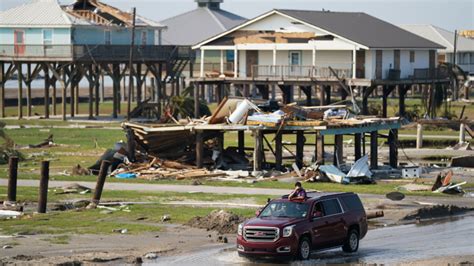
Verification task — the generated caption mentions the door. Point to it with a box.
[310,201,333,249]
[356,50,366,78]
[375,50,383,79]
[321,198,346,246]
[14,30,25,56]
[289,51,302,77]
[246,50,258,77]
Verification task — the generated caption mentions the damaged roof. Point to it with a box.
[0,0,164,28]
[276,9,444,49]
[160,4,246,45]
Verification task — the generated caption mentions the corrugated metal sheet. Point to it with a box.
[400,25,474,52]
[276,9,444,49]
[160,7,246,45]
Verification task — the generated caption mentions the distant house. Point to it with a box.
[193,9,444,80]
[161,0,246,74]
[0,0,165,59]
[400,25,474,75]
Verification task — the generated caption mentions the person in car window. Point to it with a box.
[289,182,307,201]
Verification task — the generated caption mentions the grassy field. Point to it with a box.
[0,186,262,235]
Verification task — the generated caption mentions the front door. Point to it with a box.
[14,30,25,56]
[246,50,258,77]
[356,50,366,78]
[310,201,332,249]
[289,51,302,77]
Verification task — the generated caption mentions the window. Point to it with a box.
[104,30,111,45]
[43,29,53,45]
[410,51,415,63]
[459,53,469,64]
[321,199,342,216]
[141,31,147,45]
[289,51,301,65]
[340,195,364,211]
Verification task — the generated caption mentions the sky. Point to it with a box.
[1,0,473,32]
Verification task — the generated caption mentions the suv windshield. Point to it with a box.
[259,201,309,218]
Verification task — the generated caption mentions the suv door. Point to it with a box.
[321,198,347,246]
[309,201,332,249]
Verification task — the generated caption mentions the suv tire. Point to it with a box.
[342,229,359,253]
[297,237,311,260]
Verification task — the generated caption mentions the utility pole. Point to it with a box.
[127,7,137,121]
[453,30,458,65]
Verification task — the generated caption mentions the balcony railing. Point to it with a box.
[0,44,194,62]
[252,65,352,79]
[412,68,449,80]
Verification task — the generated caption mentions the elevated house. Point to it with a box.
[400,25,474,75]
[160,0,246,75]
[191,9,448,116]
[0,0,192,120]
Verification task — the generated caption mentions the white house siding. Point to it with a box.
[382,50,394,79]
[0,28,71,45]
[256,50,351,68]
[73,27,155,45]
[242,13,325,35]
[365,50,375,79]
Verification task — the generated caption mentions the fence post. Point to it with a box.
[7,157,19,203]
[91,160,111,205]
[37,161,50,213]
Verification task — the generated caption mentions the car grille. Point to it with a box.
[244,226,279,242]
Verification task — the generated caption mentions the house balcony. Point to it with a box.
[252,64,353,79]
[0,44,194,62]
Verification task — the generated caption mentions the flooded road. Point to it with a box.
[151,216,474,265]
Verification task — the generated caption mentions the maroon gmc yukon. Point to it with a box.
[237,192,368,260]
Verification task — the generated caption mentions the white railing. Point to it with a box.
[252,64,352,79]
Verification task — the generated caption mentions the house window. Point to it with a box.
[410,51,415,63]
[289,51,301,65]
[459,53,469,64]
[141,31,147,45]
[104,30,111,45]
[43,29,53,47]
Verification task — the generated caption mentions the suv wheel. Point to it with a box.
[342,229,359,253]
[297,237,311,260]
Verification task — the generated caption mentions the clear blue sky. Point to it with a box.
[1,0,473,32]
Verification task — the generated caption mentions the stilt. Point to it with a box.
[354,133,362,161]
[26,63,32,117]
[61,67,67,121]
[315,133,324,164]
[194,82,200,118]
[416,123,423,149]
[296,131,305,169]
[17,63,23,119]
[88,66,94,119]
[275,132,283,170]
[100,73,105,103]
[44,69,50,118]
[112,64,120,118]
[0,62,5,118]
[324,85,331,105]
[370,131,378,169]
[70,66,76,118]
[196,131,203,168]
[334,134,343,166]
[238,130,245,155]
[399,85,408,117]
[388,129,398,168]
[94,66,100,117]
[136,63,142,103]
[52,74,57,116]
[75,77,80,115]
[253,130,263,171]
[319,85,325,106]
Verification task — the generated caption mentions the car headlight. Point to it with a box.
[282,225,294,237]
[238,223,243,236]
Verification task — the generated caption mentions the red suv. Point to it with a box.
[237,192,368,260]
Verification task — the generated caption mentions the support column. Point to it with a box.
[275,132,283,170]
[238,130,245,155]
[94,66,100,117]
[253,130,263,171]
[334,134,343,166]
[0,62,4,118]
[70,67,76,118]
[200,49,205,78]
[362,87,369,115]
[195,131,203,168]
[88,67,94,120]
[319,86,325,106]
[219,50,225,78]
[370,131,378,169]
[388,129,398,168]
[459,123,466,144]
[26,63,32,117]
[234,48,238,78]
[382,86,388,118]
[416,123,423,149]
[315,133,325,164]
[296,131,305,169]
[61,67,67,121]
[17,63,23,119]
[194,82,200,118]
[75,77,80,115]
[44,70,50,118]
[399,85,408,118]
[52,74,57,116]
[324,85,331,105]
[354,133,362,161]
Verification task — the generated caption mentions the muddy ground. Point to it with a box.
[1,193,474,265]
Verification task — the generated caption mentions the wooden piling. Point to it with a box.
[334,134,343,166]
[7,157,19,202]
[92,160,110,204]
[61,67,67,121]
[0,62,4,118]
[238,130,245,155]
[388,129,398,168]
[416,123,423,149]
[253,130,263,171]
[37,161,50,213]
[354,133,362,161]
[44,69,50,118]
[195,131,203,168]
[275,132,283,170]
[88,69,94,119]
[18,63,23,119]
[370,131,378,169]
[296,131,305,168]
[95,66,100,116]
[26,63,32,117]
[52,75,57,116]
[194,82,200,118]
[315,133,324,164]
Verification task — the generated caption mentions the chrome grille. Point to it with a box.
[244,226,279,242]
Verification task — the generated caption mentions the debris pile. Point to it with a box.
[187,210,245,234]
[403,205,474,220]
[432,170,466,194]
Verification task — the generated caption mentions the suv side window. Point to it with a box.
[340,195,364,211]
[322,199,342,216]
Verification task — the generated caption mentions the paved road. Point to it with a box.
[151,216,474,265]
